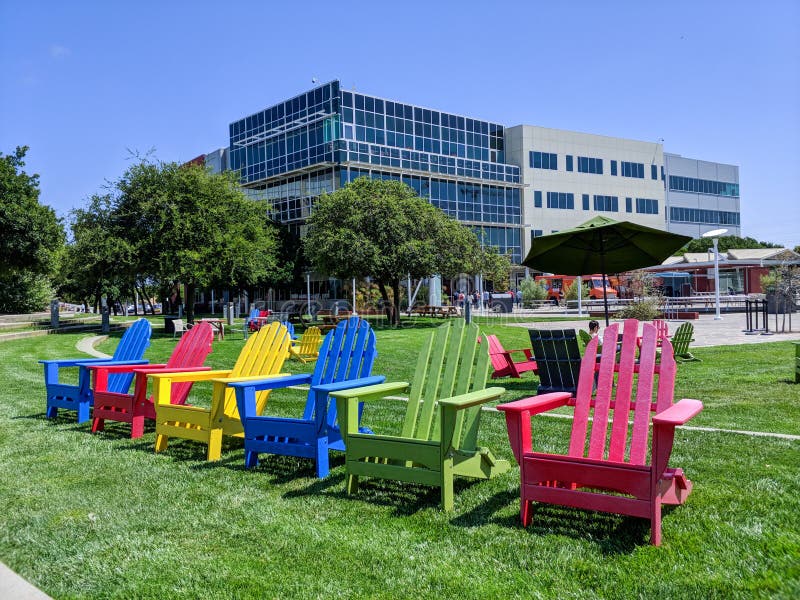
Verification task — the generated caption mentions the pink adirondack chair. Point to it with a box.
[497,319,702,546]
[88,321,215,438]
[637,318,670,348]
[485,334,538,379]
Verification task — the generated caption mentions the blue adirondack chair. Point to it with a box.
[281,320,298,340]
[40,318,152,423]
[229,316,383,478]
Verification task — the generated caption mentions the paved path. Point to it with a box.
[75,335,111,358]
[508,313,800,347]
[0,562,51,599]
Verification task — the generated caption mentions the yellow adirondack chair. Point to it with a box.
[149,321,291,461]
[288,326,323,363]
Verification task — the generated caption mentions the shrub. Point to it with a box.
[520,278,547,306]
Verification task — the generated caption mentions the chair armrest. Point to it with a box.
[313,376,387,395]
[40,358,148,368]
[438,387,506,410]
[88,363,167,374]
[228,373,312,392]
[212,373,291,385]
[653,399,703,426]
[148,369,233,383]
[506,348,534,360]
[132,366,212,375]
[329,381,411,403]
[496,392,572,415]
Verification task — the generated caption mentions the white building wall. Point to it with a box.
[505,125,666,258]
[664,153,741,238]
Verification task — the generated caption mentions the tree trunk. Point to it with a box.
[185,282,195,323]
[377,281,397,326]
[391,279,402,327]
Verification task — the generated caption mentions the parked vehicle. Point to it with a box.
[534,274,617,304]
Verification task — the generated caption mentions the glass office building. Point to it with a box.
[228,80,523,263]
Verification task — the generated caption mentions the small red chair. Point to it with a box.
[484,334,538,379]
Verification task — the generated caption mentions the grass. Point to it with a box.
[0,322,799,598]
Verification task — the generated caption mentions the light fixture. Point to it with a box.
[702,228,728,320]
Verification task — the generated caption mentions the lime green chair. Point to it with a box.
[331,319,509,511]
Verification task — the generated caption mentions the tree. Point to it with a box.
[304,177,486,325]
[112,160,286,322]
[0,146,64,313]
[681,235,781,254]
[57,195,134,312]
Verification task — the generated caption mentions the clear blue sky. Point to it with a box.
[2,1,798,248]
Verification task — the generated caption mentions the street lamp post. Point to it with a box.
[702,228,728,320]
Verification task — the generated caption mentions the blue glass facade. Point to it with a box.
[229,80,523,263]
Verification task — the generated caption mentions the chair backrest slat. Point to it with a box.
[165,321,214,405]
[402,321,488,446]
[670,322,693,357]
[607,319,639,461]
[225,322,290,416]
[529,329,582,395]
[569,319,677,465]
[108,319,152,393]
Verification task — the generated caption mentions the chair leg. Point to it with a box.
[244,450,259,469]
[91,417,105,433]
[521,497,533,527]
[155,433,169,453]
[441,463,454,511]
[77,401,90,424]
[46,405,58,419]
[207,429,222,461]
[650,498,663,546]
[130,415,145,439]
[346,473,359,495]
[315,438,329,478]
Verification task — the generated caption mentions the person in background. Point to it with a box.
[588,320,600,338]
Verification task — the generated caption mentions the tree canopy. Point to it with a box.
[680,235,781,254]
[0,146,64,312]
[303,177,509,324]
[58,159,288,321]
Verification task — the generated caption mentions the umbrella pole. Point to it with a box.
[600,236,609,327]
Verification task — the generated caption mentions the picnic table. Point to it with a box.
[196,318,225,340]
[412,305,461,318]
[315,310,353,331]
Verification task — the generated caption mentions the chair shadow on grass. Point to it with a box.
[284,472,482,517]
[452,490,655,554]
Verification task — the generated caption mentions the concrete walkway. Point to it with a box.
[508,312,800,347]
[75,335,111,358]
[0,562,51,599]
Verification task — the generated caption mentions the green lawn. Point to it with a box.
[0,322,798,599]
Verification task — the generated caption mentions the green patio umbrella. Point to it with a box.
[522,216,691,325]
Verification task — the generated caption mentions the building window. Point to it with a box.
[611,160,617,176]
[651,164,658,180]
[636,197,659,214]
[546,191,575,210]
[534,190,542,208]
[566,155,573,171]
[621,161,644,178]
[582,194,590,210]
[668,175,739,197]
[578,156,603,174]
[626,197,632,213]
[530,151,558,170]
[531,229,543,242]
[593,195,618,212]
[669,207,740,225]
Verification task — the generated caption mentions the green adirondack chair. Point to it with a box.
[671,322,700,362]
[331,319,510,511]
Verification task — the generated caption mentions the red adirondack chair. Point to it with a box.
[497,320,702,546]
[88,321,215,439]
[485,334,538,379]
